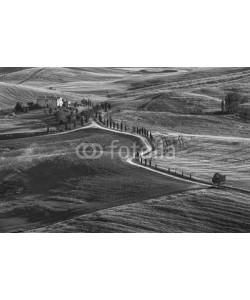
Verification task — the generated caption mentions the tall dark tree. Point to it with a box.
[99,114,102,123]
[225,92,241,113]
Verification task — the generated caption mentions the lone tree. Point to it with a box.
[212,173,226,188]
[225,91,241,113]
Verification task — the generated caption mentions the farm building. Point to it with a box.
[36,95,65,108]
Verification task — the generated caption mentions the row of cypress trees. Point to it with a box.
[105,118,127,132]
[133,126,153,139]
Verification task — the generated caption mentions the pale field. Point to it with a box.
[110,111,250,191]
[153,135,250,191]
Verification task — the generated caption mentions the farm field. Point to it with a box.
[109,110,250,138]
[32,188,250,233]
[153,134,250,191]
[0,67,250,232]
[0,128,199,232]
[0,110,57,135]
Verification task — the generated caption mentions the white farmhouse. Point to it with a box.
[37,95,64,108]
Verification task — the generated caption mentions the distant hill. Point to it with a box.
[0,67,126,87]
[0,67,32,74]
[0,82,82,109]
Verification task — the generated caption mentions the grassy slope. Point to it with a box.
[0,67,129,108]
[0,82,56,109]
[153,134,250,191]
[0,67,126,86]
[110,111,250,191]
[0,110,60,134]
[32,188,250,233]
[110,110,250,138]
[0,81,84,109]
[0,128,198,232]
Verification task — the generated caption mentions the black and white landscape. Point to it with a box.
[0,67,250,232]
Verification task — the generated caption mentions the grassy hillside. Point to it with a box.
[0,128,198,232]
[0,67,31,75]
[0,82,58,109]
[0,67,127,87]
[110,110,250,138]
[31,189,250,233]
[0,81,85,109]
[153,134,250,191]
